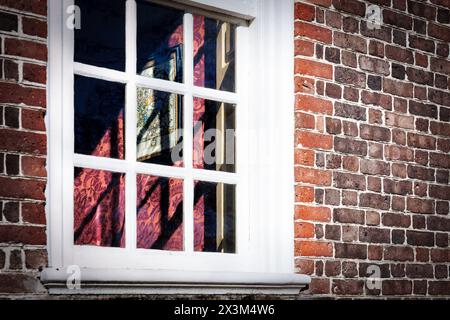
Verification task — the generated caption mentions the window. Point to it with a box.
[44,0,309,294]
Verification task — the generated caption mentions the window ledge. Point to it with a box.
[40,268,311,295]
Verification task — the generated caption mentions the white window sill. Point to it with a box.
[40,268,311,295]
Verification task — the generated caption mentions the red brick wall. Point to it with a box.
[294,0,450,297]
[0,0,48,296]
[0,0,449,298]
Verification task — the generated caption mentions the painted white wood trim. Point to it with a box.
[170,0,257,21]
[41,267,310,295]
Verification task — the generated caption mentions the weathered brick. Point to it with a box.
[333,208,365,224]
[334,137,367,156]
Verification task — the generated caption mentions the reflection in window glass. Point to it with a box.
[75,75,125,160]
[193,98,235,173]
[194,15,236,92]
[74,168,125,247]
[74,0,125,71]
[137,88,183,166]
[137,174,183,251]
[137,0,184,82]
[194,181,235,253]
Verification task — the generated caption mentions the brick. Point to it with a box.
[408,1,436,20]
[392,163,407,179]
[391,263,406,277]
[360,159,390,176]
[369,40,384,58]
[407,230,435,247]
[384,246,414,261]
[407,165,435,181]
[0,129,46,155]
[427,216,450,232]
[361,91,392,110]
[295,148,315,166]
[21,109,46,132]
[429,281,450,295]
[392,229,405,244]
[360,21,391,43]
[0,0,47,16]
[332,279,364,295]
[0,177,45,200]
[430,185,450,200]
[342,261,357,277]
[25,250,47,270]
[325,118,342,134]
[437,43,449,57]
[332,0,365,16]
[296,240,333,257]
[309,278,330,294]
[295,95,333,115]
[429,89,450,107]
[360,124,390,142]
[333,31,367,53]
[430,153,450,169]
[334,137,367,156]
[359,227,390,244]
[384,145,413,162]
[383,78,413,98]
[23,63,46,84]
[296,167,332,186]
[393,30,407,47]
[325,224,341,240]
[368,245,383,260]
[383,10,412,30]
[21,156,46,178]
[406,67,434,86]
[4,107,19,128]
[295,258,315,275]
[0,273,45,294]
[407,133,436,150]
[295,2,315,21]
[0,11,18,32]
[431,58,450,76]
[3,201,19,223]
[333,208,364,224]
[367,176,381,192]
[4,59,19,81]
[342,156,359,172]
[0,83,46,108]
[4,38,47,62]
[409,35,435,54]
[383,179,412,196]
[335,243,367,259]
[382,213,411,228]
[431,249,449,263]
[0,225,46,245]
[295,59,333,79]
[342,121,359,137]
[431,122,450,137]
[22,16,47,38]
[407,197,434,214]
[325,83,341,99]
[295,21,332,44]
[295,205,331,222]
[385,45,414,64]
[359,56,389,75]
[325,10,342,29]
[296,131,332,150]
[295,221,315,238]
[428,23,450,42]
[335,66,366,88]
[21,202,46,225]
[342,16,358,33]
[341,51,357,68]
[334,102,366,121]
[296,186,315,203]
[382,280,412,295]
[360,193,390,210]
[385,112,414,129]
[409,101,438,119]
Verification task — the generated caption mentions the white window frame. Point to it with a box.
[43,0,310,294]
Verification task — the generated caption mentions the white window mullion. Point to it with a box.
[125,0,138,251]
[183,13,194,253]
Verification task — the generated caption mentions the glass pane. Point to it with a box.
[74,168,125,247]
[194,15,236,92]
[137,88,183,166]
[137,0,184,82]
[193,98,235,172]
[194,181,236,253]
[74,0,125,71]
[75,75,125,159]
[137,174,183,251]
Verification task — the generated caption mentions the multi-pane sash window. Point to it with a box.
[67,0,248,267]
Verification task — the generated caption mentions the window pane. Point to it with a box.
[137,174,183,251]
[137,0,184,82]
[74,168,125,248]
[137,88,183,166]
[75,75,125,159]
[74,0,125,71]
[193,98,235,173]
[194,15,236,92]
[194,181,235,253]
